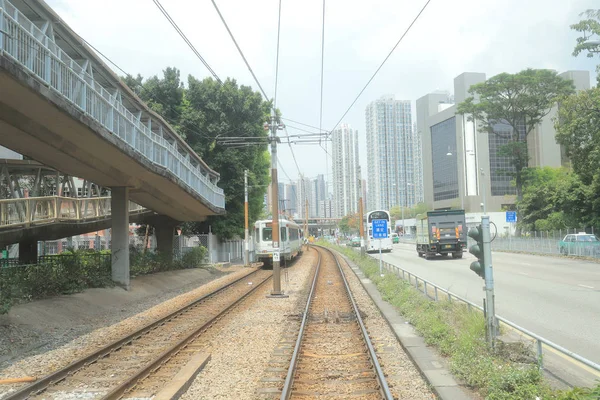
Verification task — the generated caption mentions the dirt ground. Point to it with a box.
[0,265,239,369]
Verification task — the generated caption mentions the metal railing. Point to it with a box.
[371,257,600,379]
[0,1,224,209]
[0,196,146,229]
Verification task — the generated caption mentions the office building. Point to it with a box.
[416,71,591,212]
[331,123,359,218]
[365,95,418,211]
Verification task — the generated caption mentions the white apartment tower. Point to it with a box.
[365,95,417,211]
[331,123,358,218]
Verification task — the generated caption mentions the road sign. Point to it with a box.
[506,211,517,223]
[372,219,388,239]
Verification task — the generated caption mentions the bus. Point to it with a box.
[364,210,393,253]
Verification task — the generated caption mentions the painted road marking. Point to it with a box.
[522,262,532,266]
[578,284,595,289]
[518,272,529,276]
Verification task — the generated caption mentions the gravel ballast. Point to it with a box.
[0,266,249,398]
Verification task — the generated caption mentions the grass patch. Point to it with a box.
[320,241,600,400]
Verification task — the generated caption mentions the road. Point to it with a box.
[374,243,600,367]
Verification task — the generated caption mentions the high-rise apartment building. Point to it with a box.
[331,123,358,218]
[416,71,591,212]
[365,95,418,211]
[295,174,328,219]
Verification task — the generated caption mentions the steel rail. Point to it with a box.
[4,268,264,400]
[102,271,273,399]
[280,248,322,400]
[280,246,393,400]
[327,246,394,400]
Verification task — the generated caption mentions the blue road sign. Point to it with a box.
[372,219,388,239]
[506,211,517,223]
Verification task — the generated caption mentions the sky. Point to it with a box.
[47,0,599,188]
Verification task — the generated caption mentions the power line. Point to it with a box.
[274,0,283,109]
[210,0,270,102]
[329,0,432,133]
[152,0,222,84]
[318,0,326,145]
[280,118,328,133]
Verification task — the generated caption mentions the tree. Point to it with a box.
[571,9,600,86]
[554,87,600,229]
[122,69,271,239]
[339,212,360,234]
[457,69,575,201]
[390,202,429,220]
[518,167,593,231]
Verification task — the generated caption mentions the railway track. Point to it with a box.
[279,246,393,399]
[5,268,272,400]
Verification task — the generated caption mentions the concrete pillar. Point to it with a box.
[111,187,130,289]
[19,239,38,264]
[155,224,175,261]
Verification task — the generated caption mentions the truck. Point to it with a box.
[416,209,467,259]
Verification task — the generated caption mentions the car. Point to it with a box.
[558,233,600,256]
[350,237,361,247]
[391,232,399,244]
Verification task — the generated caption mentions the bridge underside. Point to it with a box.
[0,56,221,222]
[0,211,153,247]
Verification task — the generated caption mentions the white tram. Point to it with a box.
[364,210,393,253]
[254,218,303,265]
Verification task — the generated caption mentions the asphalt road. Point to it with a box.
[374,243,600,366]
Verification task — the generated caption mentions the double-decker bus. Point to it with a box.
[364,210,393,253]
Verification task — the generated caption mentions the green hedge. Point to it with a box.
[320,242,600,400]
[0,246,209,314]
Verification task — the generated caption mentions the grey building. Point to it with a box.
[416,71,590,212]
[331,123,358,218]
[365,95,417,211]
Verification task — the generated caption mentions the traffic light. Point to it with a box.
[468,225,486,279]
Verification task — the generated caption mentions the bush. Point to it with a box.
[181,246,207,268]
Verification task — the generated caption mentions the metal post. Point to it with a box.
[379,239,383,277]
[359,195,365,257]
[481,168,487,215]
[244,169,249,267]
[268,112,286,298]
[482,215,496,347]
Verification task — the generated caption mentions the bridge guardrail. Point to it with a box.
[0,2,224,209]
[0,196,147,229]
[368,254,600,384]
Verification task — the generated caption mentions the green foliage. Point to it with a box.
[339,212,360,234]
[457,69,575,200]
[321,242,600,399]
[571,9,600,86]
[122,69,271,239]
[0,246,210,314]
[181,246,208,268]
[390,202,430,220]
[518,167,596,231]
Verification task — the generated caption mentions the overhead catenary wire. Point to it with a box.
[210,0,270,102]
[329,0,432,133]
[152,0,222,84]
[318,0,326,145]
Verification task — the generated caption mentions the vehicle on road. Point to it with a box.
[416,209,467,259]
[558,233,600,256]
[254,218,302,266]
[391,232,399,244]
[350,237,361,247]
[364,210,392,253]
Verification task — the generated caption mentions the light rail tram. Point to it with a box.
[254,217,303,266]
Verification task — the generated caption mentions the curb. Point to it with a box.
[336,250,477,400]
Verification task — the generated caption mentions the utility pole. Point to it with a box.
[305,198,309,241]
[244,169,249,267]
[481,215,497,346]
[357,167,365,257]
[266,111,286,298]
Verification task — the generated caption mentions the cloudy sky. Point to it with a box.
[47,0,599,187]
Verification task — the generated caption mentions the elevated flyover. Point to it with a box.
[0,0,226,287]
